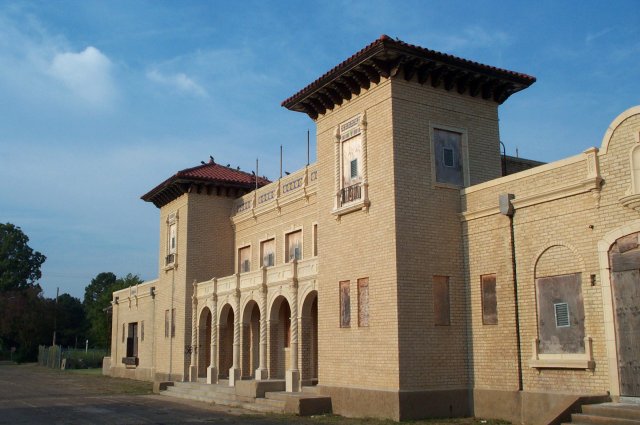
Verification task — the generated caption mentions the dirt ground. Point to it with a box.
[0,363,509,425]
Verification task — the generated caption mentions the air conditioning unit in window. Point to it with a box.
[242,259,250,272]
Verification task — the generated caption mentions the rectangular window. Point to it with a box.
[481,274,498,325]
[166,213,177,266]
[126,322,138,358]
[171,308,176,338]
[536,273,585,354]
[238,246,251,273]
[357,277,369,327]
[260,239,275,268]
[443,147,454,167]
[313,224,318,257]
[339,280,351,328]
[433,275,450,326]
[169,223,176,253]
[164,310,169,338]
[286,230,302,262]
[433,128,463,186]
[350,159,358,179]
[122,323,125,343]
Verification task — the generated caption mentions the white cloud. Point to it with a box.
[49,46,116,106]
[146,69,208,97]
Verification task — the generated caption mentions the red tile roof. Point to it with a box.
[142,159,270,208]
[282,35,536,117]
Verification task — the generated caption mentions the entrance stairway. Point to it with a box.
[563,403,640,424]
[159,380,331,415]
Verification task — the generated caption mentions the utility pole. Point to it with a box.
[52,287,59,346]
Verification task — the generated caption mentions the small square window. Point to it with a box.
[443,148,454,167]
[350,159,358,179]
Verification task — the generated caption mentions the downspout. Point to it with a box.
[500,193,523,391]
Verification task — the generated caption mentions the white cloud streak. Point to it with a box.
[146,69,208,97]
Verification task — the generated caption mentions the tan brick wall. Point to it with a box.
[315,79,402,390]
[391,78,501,390]
[462,109,640,396]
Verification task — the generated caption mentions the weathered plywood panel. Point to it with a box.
[481,274,498,325]
[612,269,640,396]
[611,249,640,272]
[535,273,585,354]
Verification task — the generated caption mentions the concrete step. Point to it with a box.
[570,413,640,425]
[584,404,640,420]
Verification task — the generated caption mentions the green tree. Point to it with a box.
[84,272,143,348]
[55,293,87,348]
[0,223,46,292]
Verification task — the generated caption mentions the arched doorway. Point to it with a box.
[218,304,234,379]
[241,300,260,379]
[198,307,211,378]
[609,232,640,396]
[269,295,291,379]
[300,290,318,386]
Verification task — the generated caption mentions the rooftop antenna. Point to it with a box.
[307,129,310,166]
[280,145,283,179]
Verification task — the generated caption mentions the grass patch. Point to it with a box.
[66,368,103,375]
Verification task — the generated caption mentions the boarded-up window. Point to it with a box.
[313,224,318,257]
[342,135,362,186]
[358,278,369,327]
[536,273,585,354]
[434,129,463,186]
[286,230,302,262]
[261,239,275,267]
[238,246,250,272]
[433,275,450,326]
[339,281,351,328]
[481,274,498,325]
[168,222,177,254]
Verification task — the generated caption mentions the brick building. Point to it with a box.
[105,35,640,423]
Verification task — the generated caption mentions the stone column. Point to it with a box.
[207,282,218,384]
[255,270,268,380]
[189,282,198,382]
[229,288,241,386]
[286,262,300,392]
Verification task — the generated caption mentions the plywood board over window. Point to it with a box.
[286,230,302,262]
[535,273,585,354]
[433,128,464,186]
[433,276,450,326]
[238,246,251,272]
[481,274,498,325]
[339,281,351,328]
[358,278,369,327]
[261,239,275,267]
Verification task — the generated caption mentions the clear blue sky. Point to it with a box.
[1,0,638,299]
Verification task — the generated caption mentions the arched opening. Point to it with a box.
[609,232,640,396]
[198,307,211,378]
[269,295,291,379]
[241,300,261,379]
[300,290,318,386]
[533,245,585,355]
[218,303,234,379]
